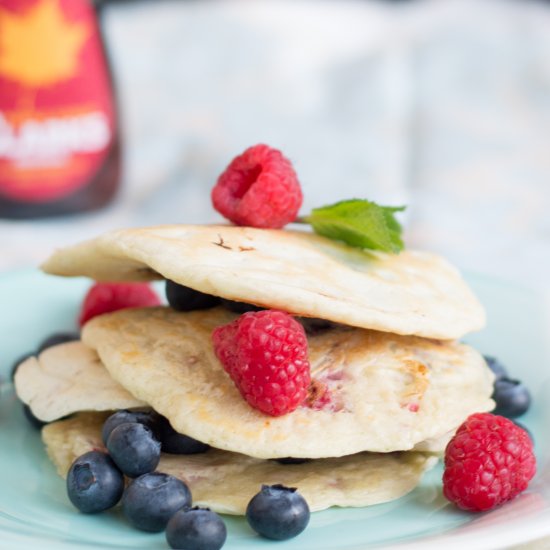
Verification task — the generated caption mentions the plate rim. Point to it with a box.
[0,267,548,550]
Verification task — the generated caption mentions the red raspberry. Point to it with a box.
[212,310,310,416]
[443,413,536,512]
[79,282,161,326]
[211,144,303,229]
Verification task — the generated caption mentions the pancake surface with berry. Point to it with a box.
[43,412,438,515]
[81,306,494,459]
[42,225,484,340]
[14,340,456,454]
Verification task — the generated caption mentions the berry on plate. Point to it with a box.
[66,451,124,513]
[156,416,210,454]
[220,299,263,314]
[492,378,531,418]
[212,310,310,416]
[482,355,531,418]
[106,422,161,478]
[246,484,310,540]
[101,410,161,446]
[165,280,220,312]
[122,472,192,532]
[483,355,509,380]
[79,282,160,326]
[166,507,227,550]
[211,144,303,229]
[443,413,536,512]
[275,457,311,465]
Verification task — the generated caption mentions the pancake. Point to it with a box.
[14,342,145,421]
[41,225,485,340]
[43,412,438,515]
[82,307,495,459]
[13,340,456,453]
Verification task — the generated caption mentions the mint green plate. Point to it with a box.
[1,270,549,550]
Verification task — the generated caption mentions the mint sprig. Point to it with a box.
[300,199,405,254]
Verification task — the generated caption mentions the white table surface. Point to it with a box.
[1,0,549,548]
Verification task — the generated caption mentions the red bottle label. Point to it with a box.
[0,0,115,203]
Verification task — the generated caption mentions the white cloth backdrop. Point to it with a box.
[1,0,549,290]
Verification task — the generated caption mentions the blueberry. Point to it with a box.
[38,332,80,353]
[122,472,191,532]
[102,410,160,445]
[492,378,531,418]
[246,484,310,540]
[166,507,227,550]
[66,450,124,513]
[156,417,210,454]
[166,280,220,311]
[220,299,263,314]
[22,403,48,429]
[106,422,161,478]
[298,318,334,336]
[484,355,509,380]
[10,351,35,381]
[274,457,311,465]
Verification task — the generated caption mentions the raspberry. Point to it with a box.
[79,282,161,326]
[211,144,303,229]
[212,310,310,416]
[443,413,536,512]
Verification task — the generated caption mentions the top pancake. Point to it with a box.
[42,225,484,339]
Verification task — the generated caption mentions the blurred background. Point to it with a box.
[1,0,549,295]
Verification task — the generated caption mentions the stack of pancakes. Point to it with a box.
[15,225,495,514]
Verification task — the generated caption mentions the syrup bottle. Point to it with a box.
[0,0,120,219]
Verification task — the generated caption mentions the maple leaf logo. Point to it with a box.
[0,0,89,88]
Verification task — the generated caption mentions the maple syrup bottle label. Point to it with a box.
[0,0,116,204]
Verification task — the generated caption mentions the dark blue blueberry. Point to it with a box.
[106,422,161,478]
[484,355,509,380]
[156,417,210,454]
[246,484,310,540]
[38,332,80,353]
[492,378,531,418]
[66,450,124,513]
[274,458,311,465]
[220,299,263,314]
[166,280,220,311]
[102,410,161,445]
[10,351,35,381]
[122,472,191,532]
[22,403,48,429]
[166,507,227,550]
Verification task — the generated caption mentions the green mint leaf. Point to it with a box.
[304,199,405,253]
